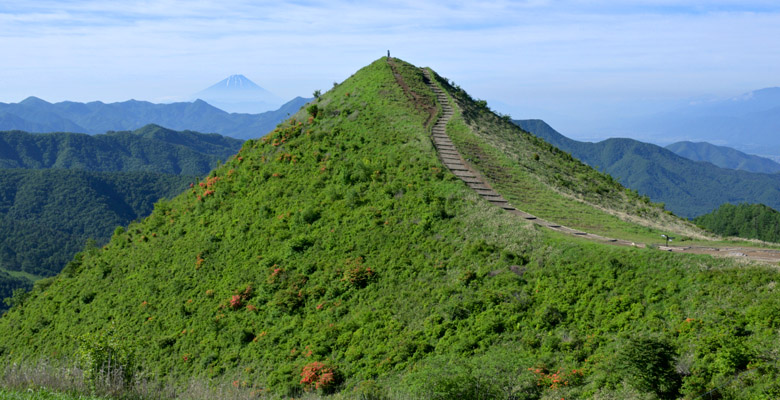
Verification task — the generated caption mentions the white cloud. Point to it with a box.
[1,0,779,134]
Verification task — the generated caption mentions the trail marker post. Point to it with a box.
[661,234,675,246]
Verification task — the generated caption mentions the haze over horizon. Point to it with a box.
[2,0,780,141]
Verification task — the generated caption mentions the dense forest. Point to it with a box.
[0,168,195,276]
[0,270,31,312]
[0,124,243,174]
[0,125,246,312]
[694,203,780,243]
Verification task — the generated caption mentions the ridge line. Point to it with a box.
[418,64,780,262]
[421,68,648,247]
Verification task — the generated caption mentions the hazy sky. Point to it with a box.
[2,1,780,139]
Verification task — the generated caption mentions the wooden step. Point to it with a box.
[453,170,476,177]
[445,165,469,172]
[461,177,481,184]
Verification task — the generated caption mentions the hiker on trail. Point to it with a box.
[387,50,390,59]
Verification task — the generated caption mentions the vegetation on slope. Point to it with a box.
[0,270,32,313]
[0,125,242,312]
[515,119,780,218]
[0,169,195,276]
[435,83,702,243]
[0,125,243,175]
[694,203,780,243]
[1,59,780,399]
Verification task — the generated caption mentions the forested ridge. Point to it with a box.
[694,203,780,243]
[0,168,195,276]
[0,124,243,174]
[0,125,245,312]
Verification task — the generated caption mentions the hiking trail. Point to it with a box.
[418,66,780,264]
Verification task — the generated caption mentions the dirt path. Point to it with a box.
[420,68,780,264]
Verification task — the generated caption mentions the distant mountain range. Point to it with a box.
[665,141,780,174]
[0,95,311,140]
[515,119,780,218]
[618,87,780,156]
[193,74,283,113]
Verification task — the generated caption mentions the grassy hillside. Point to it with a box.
[0,125,243,175]
[516,119,780,218]
[694,203,780,243]
[2,59,780,399]
[438,96,701,243]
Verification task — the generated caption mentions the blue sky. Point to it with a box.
[2,0,780,139]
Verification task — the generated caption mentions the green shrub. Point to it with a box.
[615,336,681,399]
[77,328,136,390]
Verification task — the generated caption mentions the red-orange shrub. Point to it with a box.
[300,361,338,392]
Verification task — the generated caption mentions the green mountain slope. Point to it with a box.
[516,119,780,218]
[0,125,242,312]
[694,203,780,243]
[0,124,243,175]
[666,141,780,174]
[2,59,779,399]
[0,169,195,277]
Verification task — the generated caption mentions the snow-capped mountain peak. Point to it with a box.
[193,74,283,113]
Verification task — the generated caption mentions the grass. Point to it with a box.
[428,69,780,252]
[3,58,780,398]
[0,389,105,400]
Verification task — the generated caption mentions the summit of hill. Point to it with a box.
[2,58,779,399]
